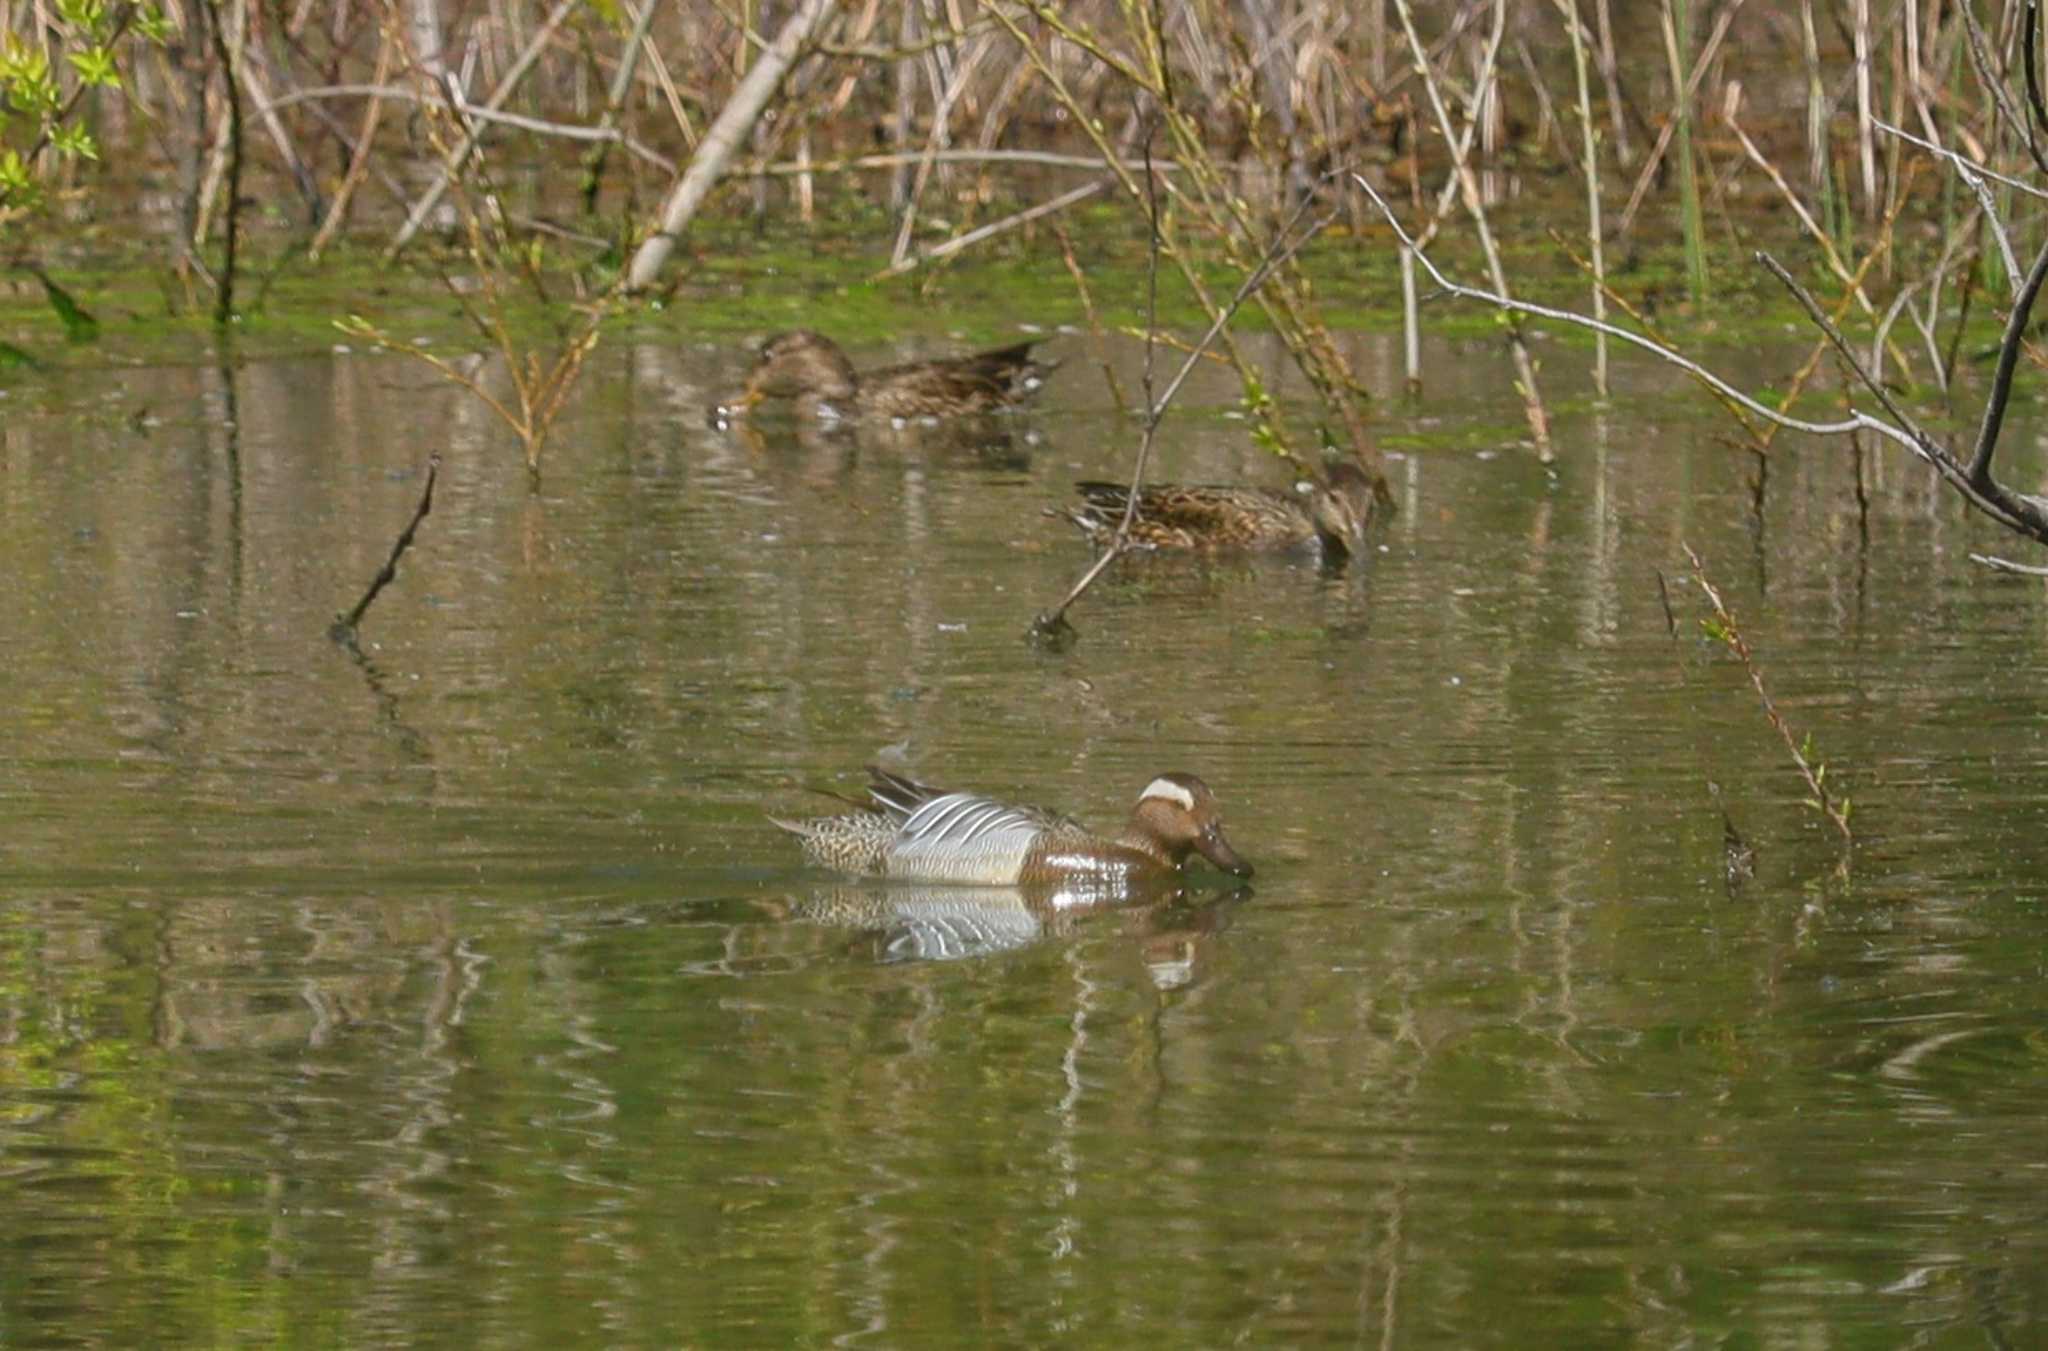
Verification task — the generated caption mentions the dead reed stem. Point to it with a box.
[1555,0,1607,395]
[1660,0,1706,303]
[309,24,395,260]
[1394,0,1552,461]
[1684,544,1852,844]
[625,0,836,289]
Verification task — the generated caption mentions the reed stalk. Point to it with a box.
[1797,0,1826,189]
[1661,0,1707,305]
[1591,0,1630,165]
[1556,0,1607,395]
[1394,0,1552,461]
[1852,0,1876,214]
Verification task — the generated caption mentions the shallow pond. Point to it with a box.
[2,321,2045,1345]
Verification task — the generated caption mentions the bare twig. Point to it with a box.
[1873,118,2048,204]
[1684,543,1852,845]
[875,180,1104,279]
[1971,553,2048,576]
[1355,173,1907,450]
[1394,0,1552,460]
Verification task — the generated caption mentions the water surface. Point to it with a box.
[2,326,2045,1345]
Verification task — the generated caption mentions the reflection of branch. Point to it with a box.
[332,453,440,638]
[333,628,435,764]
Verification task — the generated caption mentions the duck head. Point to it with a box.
[1129,773,1253,877]
[738,330,861,410]
[1307,456,1382,557]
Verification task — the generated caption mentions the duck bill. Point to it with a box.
[713,385,767,422]
[1195,825,1253,877]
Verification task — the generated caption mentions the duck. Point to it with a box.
[771,768,1251,886]
[1054,451,1383,557]
[727,329,1052,421]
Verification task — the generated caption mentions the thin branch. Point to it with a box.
[1958,0,2048,177]
[1685,543,1852,845]
[1031,172,1334,642]
[1757,249,2048,539]
[1971,552,2048,575]
[386,0,585,261]
[737,148,1185,176]
[1966,235,2048,487]
[1958,164,2022,293]
[874,179,1103,279]
[1351,173,1916,451]
[1873,117,2048,203]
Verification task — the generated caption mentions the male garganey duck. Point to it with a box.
[772,768,1251,886]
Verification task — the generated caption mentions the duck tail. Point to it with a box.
[866,766,942,818]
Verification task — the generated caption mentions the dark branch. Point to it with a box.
[1968,235,2048,487]
[331,452,441,639]
[1756,250,2048,542]
[2028,1,2048,159]
[1960,0,2048,177]
[1752,251,1934,453]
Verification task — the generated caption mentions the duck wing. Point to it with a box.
[885,789,1073,884]
[1067,481,1312,550]
[862,342,1050,417]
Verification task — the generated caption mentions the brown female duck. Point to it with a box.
[1054,451,1383,558]
[771,768,1251,887]
[731,329,1052,420]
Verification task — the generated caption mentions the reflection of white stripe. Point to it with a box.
[1139,777,1195,810]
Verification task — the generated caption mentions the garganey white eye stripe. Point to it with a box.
[1138,777,1196,811]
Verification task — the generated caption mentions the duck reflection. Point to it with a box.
[715,402,1036,475]
[764,881,1245,988]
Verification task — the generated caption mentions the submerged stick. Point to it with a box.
[332,453,442,639]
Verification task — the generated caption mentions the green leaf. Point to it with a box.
[66,46,120,89]
[0,340,43,369]
[51,123,98,161]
